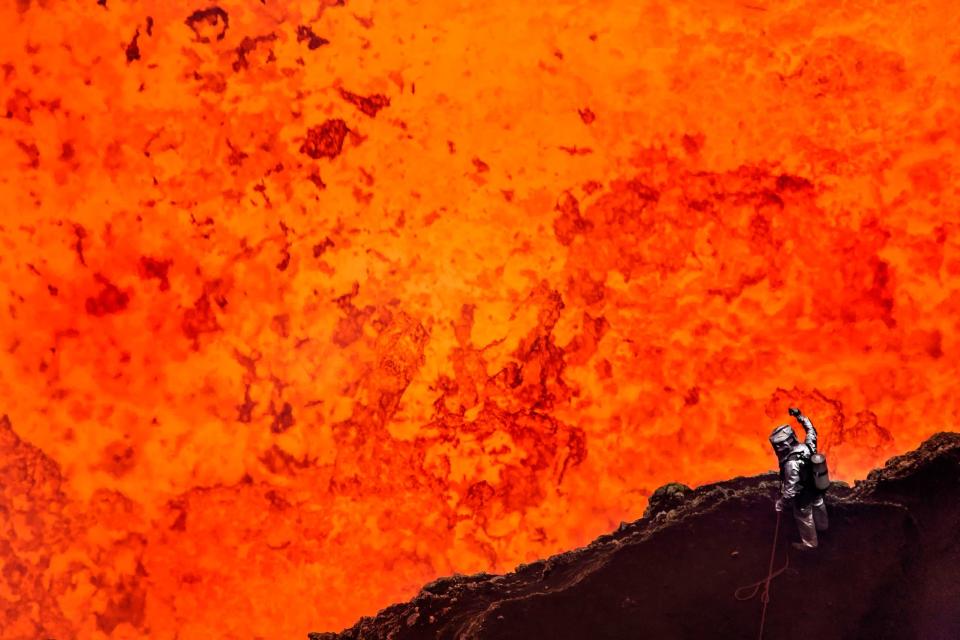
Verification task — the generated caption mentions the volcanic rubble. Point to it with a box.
[309,432,960,640]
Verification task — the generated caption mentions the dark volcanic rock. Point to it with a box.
[642,481,690,518]
[309,432,960,640]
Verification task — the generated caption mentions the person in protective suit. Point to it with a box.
[769,407,829,550]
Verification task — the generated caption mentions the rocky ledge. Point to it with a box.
[309,432,960,640]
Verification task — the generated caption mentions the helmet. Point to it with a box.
[769,424,797,459]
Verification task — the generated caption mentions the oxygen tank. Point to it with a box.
[810,453,830,491]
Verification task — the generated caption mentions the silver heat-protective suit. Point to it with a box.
[769,414,829,548]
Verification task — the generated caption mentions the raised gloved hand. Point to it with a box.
[774,497,784,512]
[788,407,801,418]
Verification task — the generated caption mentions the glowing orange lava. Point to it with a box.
[2,0,959,637]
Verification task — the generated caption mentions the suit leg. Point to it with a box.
[813,495,829,531]
[793,502,818,548]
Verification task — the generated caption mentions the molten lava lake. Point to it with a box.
[1,1,958,637]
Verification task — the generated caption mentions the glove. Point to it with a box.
[788,407,801,418]
[774,498,784,512]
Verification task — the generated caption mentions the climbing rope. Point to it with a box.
[734,510,790,640]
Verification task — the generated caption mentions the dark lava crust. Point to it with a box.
[309,432,960,640]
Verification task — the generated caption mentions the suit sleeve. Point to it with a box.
[797,415,818,453]
[781,459,801,501]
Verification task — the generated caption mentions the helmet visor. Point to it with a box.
[769,425,797,453]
